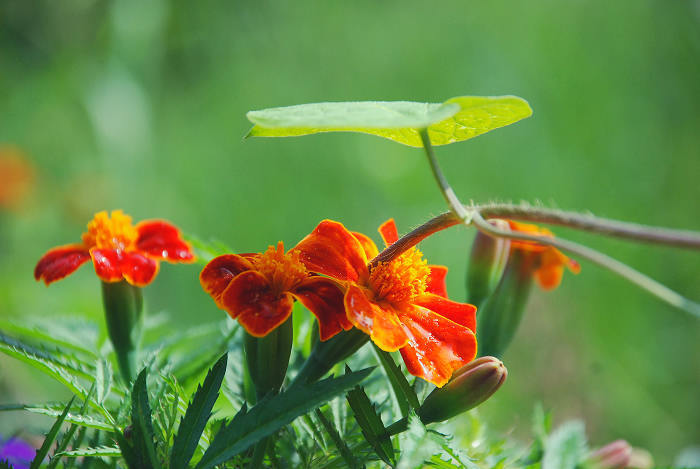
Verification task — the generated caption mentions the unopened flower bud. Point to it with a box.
[101,281,144,384]
[418,356,507,424]
[466,219,511,308]
[589,440,633,468]
[476,249,536,358]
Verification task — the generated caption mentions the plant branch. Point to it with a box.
[471,210,700,318]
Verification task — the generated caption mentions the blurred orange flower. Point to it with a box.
[35,210,195,287]
[295,219,477,387]
[200,242,350,339]
[0,146,34,211]
[506,220,580,290]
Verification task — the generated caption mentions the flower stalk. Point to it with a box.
[101,281,144,384]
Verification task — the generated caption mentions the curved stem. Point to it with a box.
[419,129,471,222]
[471,211,700,318]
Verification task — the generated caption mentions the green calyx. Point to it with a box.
[101,280,144,385]
[244,316,294,401]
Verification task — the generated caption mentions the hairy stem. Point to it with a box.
[470,211,700,318]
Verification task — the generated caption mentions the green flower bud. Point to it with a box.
[466,219,511,308]
[291,327,369,386]
[476,249,536,358]
[244,315,293,401]
[418,356,507,424]
[101,281,143,384]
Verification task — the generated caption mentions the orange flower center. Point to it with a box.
[252,242,308,294]
[82,210,138,251]
[368,247,430,304]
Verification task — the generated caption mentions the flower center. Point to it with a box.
[252,242,308,294]
[368,246,430,304]
[82,210,138,251]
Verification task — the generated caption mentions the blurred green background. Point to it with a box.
[1,0,698,464]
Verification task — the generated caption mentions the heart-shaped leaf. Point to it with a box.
[246,95,532,147]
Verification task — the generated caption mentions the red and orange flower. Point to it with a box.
[200,242,351,339]
[506,220,580,290]
[294,219,477,387]
[35,210,195,287]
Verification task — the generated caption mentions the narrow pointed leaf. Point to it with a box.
[48,386,94,469]
[396,413,444,469]
[30,396,75,469]
[170,353,228,469]
[22,405,114,431]
[315,408,362,469]
[372,344,419,416]
[246,95,532,147]
[131,368,161,469]
[346,376,395,466]
[196,367,373,469]
[56,446,122,458]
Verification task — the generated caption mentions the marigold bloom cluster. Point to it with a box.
[201,218,478,387]
[35,210,195,287]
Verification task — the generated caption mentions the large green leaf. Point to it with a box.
[246,96,532,147]
[346,377,395,467]
[195,367,373,469]
[131,368,161,469]
[372,345,419,417]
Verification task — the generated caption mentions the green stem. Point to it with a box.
[471,211,700,318]
[101,281,143,385]
[419,129,471,222]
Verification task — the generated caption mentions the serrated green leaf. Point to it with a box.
[30,396,75,469]
[372,345,419,417]
[315,408,362,469]
[170,353,228,469]
[396,414,444,469]
[95,358,112,404]
[48,386,94,469]
[196,367,373,469]
[131,368,161,469]
[0,317,99,359]
[23,405,114,431]
[0,336,114,422]
[346,377,395,467]
[56,446,122,458]
[246,96,531,147]
[542,421,588,469]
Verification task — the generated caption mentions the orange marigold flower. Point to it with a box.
[506,220,581,290]
[200,242,351,339]
[294,219,477,387]
[35,210,195,287]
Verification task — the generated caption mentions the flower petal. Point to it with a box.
[200,254,254,308]
[344,283,408,351]
[34,244,90,285]
[413,293,477,332]
[378,218,399,245]
[351,231,379,260]
[396,305,477,387]
[90,248,124,283]
[293,220,368,282]
[221,270,293,337]
[534,247,580,291]
[135,220,195,263]
[121,252,159,287]
[292,277,351,341]
[426,265,448,297]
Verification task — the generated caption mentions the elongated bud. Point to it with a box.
[588,440,653,469]
[476,249,536,358]
[418,356,507,424]
[291,327,369,386]
[466,219,511,308]
[244,315,293,401]
[101,281,143,384]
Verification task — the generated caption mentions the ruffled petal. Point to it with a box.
[135,220,195,263]
[535,247,580,291]
[426,265,448,297]
[34,244,90,285]
[90,248,124,283]
[344,284,408,351]
[413,293,477,332]
[378,219,399,245]
[293,220,368,282]
[292,277,351,341]
[351,231,379,260]
[396,305,477,387]
[121,252,159,287]
[200,254,254,308]
[221,270,294,337]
